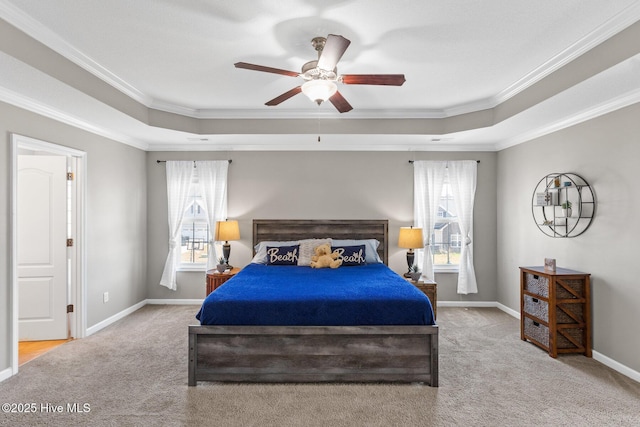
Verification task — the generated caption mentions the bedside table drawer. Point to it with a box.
[523,294,548,322]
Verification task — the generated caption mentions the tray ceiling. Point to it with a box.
[1,0,640,150]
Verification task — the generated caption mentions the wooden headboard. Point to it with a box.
[253,219,389,265]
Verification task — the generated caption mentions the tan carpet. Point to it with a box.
[1,305,638,426]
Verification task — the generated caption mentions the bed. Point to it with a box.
[188,219,439,386]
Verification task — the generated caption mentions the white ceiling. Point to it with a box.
[1,0,640,151]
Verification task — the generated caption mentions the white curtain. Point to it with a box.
[448,160,478,294]
[413,161,447,281]
[197,161,229,270]
[159,161,195,290]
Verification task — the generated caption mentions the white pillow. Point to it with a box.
[297,238,332,266]
[252,240,299,264]
[331,239,382,264]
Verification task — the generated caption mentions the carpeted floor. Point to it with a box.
[1,305,638,426]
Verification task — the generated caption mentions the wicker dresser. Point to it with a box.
[520,266,592,358]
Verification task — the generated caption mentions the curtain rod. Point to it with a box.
[156,159,232,164]
[408,160,479,164]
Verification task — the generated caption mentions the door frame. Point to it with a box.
[10,133,87,375]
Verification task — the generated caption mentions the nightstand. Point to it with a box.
[206,267,240,295]
[408,278,437,319]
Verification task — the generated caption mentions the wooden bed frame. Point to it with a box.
[188,219,439,386]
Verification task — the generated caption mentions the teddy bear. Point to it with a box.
[309,243,342,269]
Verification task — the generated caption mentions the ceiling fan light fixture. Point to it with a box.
[236,34,403,113]
[301,79,337,105]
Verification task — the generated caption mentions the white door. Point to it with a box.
[18,155,68,341]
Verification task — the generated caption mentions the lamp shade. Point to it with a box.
[215,220,240,242]
[398,227,423,249]
[301,79,337,104]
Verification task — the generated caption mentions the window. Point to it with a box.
[179,196,210,269]
[432,174,461,270]
[177,172,224,271]
[160,160,229,290]
[413,159,477,293]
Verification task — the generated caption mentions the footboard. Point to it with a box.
[188,325,438,387]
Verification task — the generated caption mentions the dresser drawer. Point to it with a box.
[523,316,549,348]
[524,273,549,297]
[523,294,548,321]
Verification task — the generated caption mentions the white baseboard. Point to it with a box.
[496,302,521,319]
[439,300,498,308]
[439,300,638,384]
[593,350,640,383]
[146,298,203,305]
[0,367,13,383]
[438,301,519,318]
[85,300,147,336]
[439,300,519,318]
[85,299,202,336]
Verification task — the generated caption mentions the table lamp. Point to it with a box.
[398,226,423,278]
[215,220,240,268]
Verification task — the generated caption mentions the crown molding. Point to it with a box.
[148,99,450,120]
[491,1,640,107]
[145,133,498,153]
[0,0,151,105]
[0,85,150,151]
[147,142,498,152]
[496,86,640,151]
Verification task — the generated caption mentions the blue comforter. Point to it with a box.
[196,263,435,326]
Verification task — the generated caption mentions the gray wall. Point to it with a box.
[146,150,498,302]
[497,103,640,372]
[0,101,147,372]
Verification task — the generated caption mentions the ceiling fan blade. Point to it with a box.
[234,62,299,77]
[341,74,406,86]
[317,34,351,71]
[329,91,353,113]
[265,86,302,106]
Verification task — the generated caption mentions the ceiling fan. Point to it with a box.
[234,34,406,113]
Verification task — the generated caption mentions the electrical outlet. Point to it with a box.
[103,292,109,303]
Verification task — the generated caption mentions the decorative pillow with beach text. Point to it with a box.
[265,245,299,266]
[332,245,366,266]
